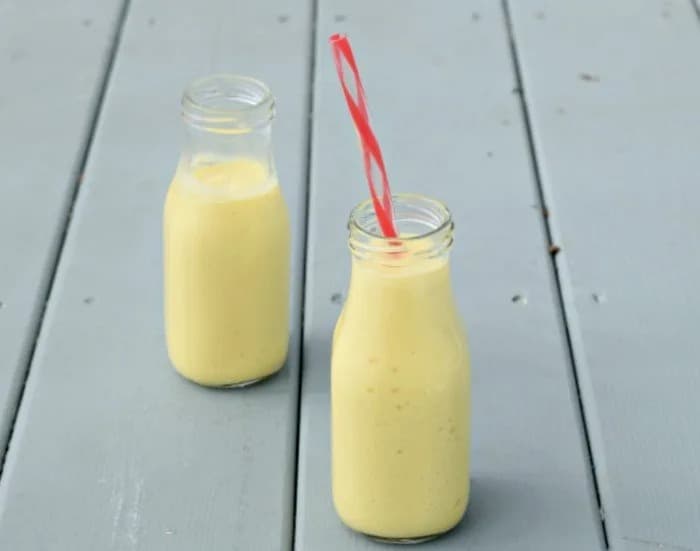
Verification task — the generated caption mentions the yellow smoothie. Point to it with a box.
[164,157,290,386]
[332,247,470,539]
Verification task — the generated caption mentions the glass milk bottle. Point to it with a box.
[331,194,470,542]
[164,75,290,387]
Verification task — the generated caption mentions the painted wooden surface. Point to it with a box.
[0,0,124,462]
[0,0,312,549]
[1,0,698,549]
[508,0,700,549]
[294,0,604,549]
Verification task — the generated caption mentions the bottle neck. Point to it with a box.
[348,193,454,269]
[344,194,457,324]
[179,74,276,177]
[181,124,275,177]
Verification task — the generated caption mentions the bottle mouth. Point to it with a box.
[181,74,275,134]
[349,193,454,261]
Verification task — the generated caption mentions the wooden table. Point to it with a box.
[1,0,698,549]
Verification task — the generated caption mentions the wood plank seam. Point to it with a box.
[0,0,132,479]
[501,0,610,547]
[290,0,320,549]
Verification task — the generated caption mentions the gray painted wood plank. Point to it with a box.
[0,0,312,549]
[0,0,123,461]
[508,0,700,549]
[295,1,603,549]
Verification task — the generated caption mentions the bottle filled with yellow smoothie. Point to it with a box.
[164,75,290,387]
[332,194,470,542]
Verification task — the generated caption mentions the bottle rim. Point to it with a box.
[348,193,454,260]
[181,74,275,133]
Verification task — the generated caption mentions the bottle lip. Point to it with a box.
[348,193,454,260]
[349,193,453,240]
[181,74,275,133]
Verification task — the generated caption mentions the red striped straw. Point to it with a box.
[329,34,398,238]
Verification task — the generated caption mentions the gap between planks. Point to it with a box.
[0,0,133,479]
[501,0,610,547]
[290,0,320,549]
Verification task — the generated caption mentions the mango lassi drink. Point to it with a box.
[332,194,470,541]
[164,75,290,387]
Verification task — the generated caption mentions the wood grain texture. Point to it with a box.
[0,0,312,549]
[0,0,123,462]
[294,0,603,549]
[508,0,700,549]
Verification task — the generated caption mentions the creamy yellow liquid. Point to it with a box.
[332,251,470,539]
[164,158,290,386]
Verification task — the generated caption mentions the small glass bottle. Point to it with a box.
[331,194,470,542]
[164,74,290,387]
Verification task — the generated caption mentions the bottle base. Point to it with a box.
[335,495,466,545]
[352,516,463,545]
[368,533,442,545]
[172,364,282,389]
[219,372,277,389]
